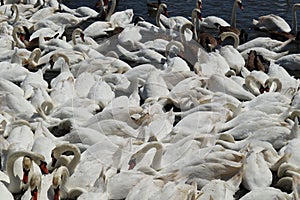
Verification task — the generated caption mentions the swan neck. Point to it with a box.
[106,0,116,21]
[12,5,19,25]
[13,27,26,49]
[72,29,83,46]
[221,32,240,48]
[138,142,163,171]
[231,1,238,28]
[180,24,188,43]
[151,145,163,170]
[165,41,184,57]
[53,145,80,175]
[156,6,166,31]
[292,4,300,33]
[52,53,70,67]
[245,76,260,96]
[6,151,28,193]
[29,48,41,65]
[67,146,81,175]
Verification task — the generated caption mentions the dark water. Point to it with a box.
[63,0,300,40]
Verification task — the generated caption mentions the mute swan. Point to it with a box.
[156,3,191,31]
[196,50,231,77]
[208,74,255,101]
[109,8,134,28]
[51,166,86,200]
[107,171,149,199]
[237,36,284,52]
[5,151,48,194]
[164,40,190,72]
[116,44,166,68]
[0,78,24,97]
[253,3,300,33]
[83,20,114,39]
[217,31,245,74]
[50,143,81,175]
[275,54,300,71]
[240,46,288,61]
[22,48,46,72]
[199,0,243,29]
[139,69,169,101]
[239,187,291,200]
[196,172,242,200]
[242,146,273,190]
[245,72,282,96]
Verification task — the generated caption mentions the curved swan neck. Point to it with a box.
[133,142,164,170]
[6,151,44,193]
[219,32,240,48]
[156,4,167,31]
[52,144,81,175]
[50,53,70,69]
[292,4,300,33]
[11,4,19,25]
[72,28,84,46]
[29,48,42,65]
[165,40,184,57]
[265,78,282,92]
[12,26,26,49]
[105,0,117,21]
[191,8,201,26]
[245,75,261,96]
[180,23,193,43]
[231,0,242,28]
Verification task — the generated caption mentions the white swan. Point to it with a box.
[199,0,243,29]
[51,166,86,200]
[50,143,81,175]
[237,37,284,52]
[217,31,245,74]
[245,74,282,96]
[207,74,255,101]
[164,40,190,72]
[156,3,191,31]
[4,150,48,194]
[253,3,300,33]
[275,53,300,71]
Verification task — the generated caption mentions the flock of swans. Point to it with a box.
[1,0,300,199]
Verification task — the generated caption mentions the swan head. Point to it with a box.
[52,166,69,200]
[10,4,18,16]
[192,8,202,22]
[22,156,33,184]
[158,3,168,17]
[235,0,244,10]
[30,173,41,200]
[197,0,202,9]
[73,28,85,43]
